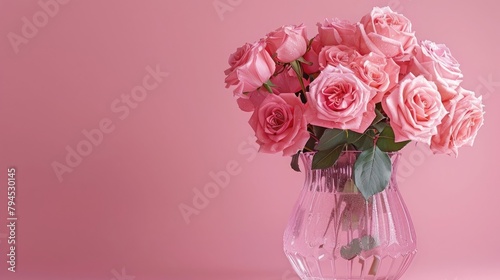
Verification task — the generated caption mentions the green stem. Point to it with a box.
[290,60,307,101]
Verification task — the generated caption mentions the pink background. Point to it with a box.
[0,0,499,279]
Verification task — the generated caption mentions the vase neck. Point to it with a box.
[300,151,401,193]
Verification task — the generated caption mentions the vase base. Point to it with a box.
[286,250,416,280]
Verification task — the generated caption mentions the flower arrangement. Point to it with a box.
[224,6,485,199]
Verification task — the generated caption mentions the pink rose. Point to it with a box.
[318,45,360,70]
[305,65,376,133]
[224,43,252,75]
[224,40,276,97]
[409,40,463,102]
[382,74,447,144]
[249,93,310,156]
[349,52,400,102]
[397,60,411,76]
[302,35,323,74]
[236,88,269,112]
[430,88,485,155]
[236,66,310,112]
[356,6,417,61]
[317,18,356,47]
[270,67,309,94]
[266,24,309,63]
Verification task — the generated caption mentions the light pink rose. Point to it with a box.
[249,93,310,156]
[224,40,276,96]
[270,67,310,93]
[349,52,400,102]
[356,6,417,61]
[317,18,356,47]
[409,40,463,102]
[396,60,412,82]
[302,35,323,74]
[382,74,447,144]
[318,45,360,70]
[305,65,376,133]
[430,88,485,155]
[266,24,309,63]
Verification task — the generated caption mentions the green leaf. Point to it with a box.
[297,56,313,66]
[352,130,376,151]
[263,80,274,93]
[372,121,389,133]
[290,153,301,172]
[312,144,345,170]
[340,235,378,260]
[316,129,347,151]
[290,60,302,76]
[304,136,317,152]
[372,108,386,125]
[376,126,410,152]
[346,130,364,144]
[369,108,387,132]
[290,60,306,90]
[312,125,326,140]
[359,235,378,251]
[340,238,362,260]
[354,146,392,200]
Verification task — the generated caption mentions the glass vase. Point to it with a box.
[283,151,417,280]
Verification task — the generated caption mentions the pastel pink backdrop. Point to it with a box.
[0,0,499,279]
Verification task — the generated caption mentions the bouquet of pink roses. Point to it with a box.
[224,6,484,199]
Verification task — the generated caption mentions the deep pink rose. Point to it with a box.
[270,67,309,94]
[224,40,276,97]
[302,35,323,74]
[249,93,310,156]
[318,45,360,70]
[349,52,400,102]
[382,74,447,144]
[305,65,376,133]
[430,88,485,155]
[356,6,417,61]
[409,40,463,102]
[317,18,356,47]
[266,24,308,63]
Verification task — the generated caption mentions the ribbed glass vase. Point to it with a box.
[283,151,417,280]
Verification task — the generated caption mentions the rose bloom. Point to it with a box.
[430,88,485,155]
[249,93,310,156]
[236,66,309,112]
[318,45,360,70]
[236,88,270,112]
[382,74,447,144]
[266,24,308,63]
[271,67,309,94]
[224,39,276,96]
[356,6,417,61]
[225,43,252,76]
[302,35,323,74]
[409,40,463,102]
[305,65,376,133]
[349,52,400,102]
[317,18,356,47]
